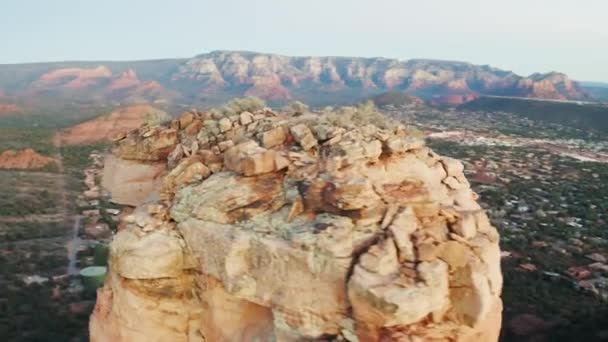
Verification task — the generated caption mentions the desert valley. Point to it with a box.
[0,49,607,342]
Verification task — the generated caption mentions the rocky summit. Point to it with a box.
[91,106,503,341]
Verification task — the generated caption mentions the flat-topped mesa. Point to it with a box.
[92,107,503,342]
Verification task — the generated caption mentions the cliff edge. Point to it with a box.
[90,106,502,341]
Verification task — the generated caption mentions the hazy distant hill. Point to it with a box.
[460,96,608,134]
[0,50,594,107]
[581,81,608,102]
[370,91,426,108]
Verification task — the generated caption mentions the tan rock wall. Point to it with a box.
[101,154,165,206]
[91,108,503,341]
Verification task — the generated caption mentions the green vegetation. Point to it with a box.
[0,228,104,340]
[0,145,106,341]
[142,108,171,126]
[460,97,608,134]
[0,269,94,341]
[60,144,110,211]
[283,101,309,116]
[370,91,424,108]
[93,243,109,266]
[0,128,55,154]
[322,100,416,132]
[429,141,608,341]
[0,103,113,129]
[0,171,63,217]
[290,84,383,107]
[1,92,606,340]
[211,96,266,117]
[0,99,118,341]
[61,143,109,172]
[0,170,67,244]
[98,199,120,233]
[0,221,66,242]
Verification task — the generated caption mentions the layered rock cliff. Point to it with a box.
[55,104,170,145]
[0,50,592,106]
[12,65,178,103]
[91,106,503,341]
[172,51,590,103]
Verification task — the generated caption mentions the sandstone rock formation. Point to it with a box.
[519,72,587,100]
[23,65,177,103]
[31,66,113,90]
[56,104,170,145]
[0,149,56,170]
[91,107,503,341]
[101,155,166,206]
[0,51,592,107]
[171,51,591,103]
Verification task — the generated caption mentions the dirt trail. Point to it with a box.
[53,139,83,276]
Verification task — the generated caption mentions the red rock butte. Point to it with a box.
[0,149,56,170]
[56,105,170,145]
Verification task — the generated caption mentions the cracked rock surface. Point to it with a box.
[91,108,503,341]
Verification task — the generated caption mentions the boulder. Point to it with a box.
[101,154,165,206]
[114,128,178,161]
[290,124,317,150]
[261,126,287,148]
[224,140,283,176]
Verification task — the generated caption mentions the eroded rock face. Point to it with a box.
[101,155,165,206]
[91,108,503,341]
[55,104,170,145]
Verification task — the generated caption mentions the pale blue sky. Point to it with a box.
[1,0,606,81]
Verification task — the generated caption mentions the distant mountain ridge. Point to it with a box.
[0,50,594,107]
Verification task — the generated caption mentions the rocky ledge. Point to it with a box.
[91,106,503,341]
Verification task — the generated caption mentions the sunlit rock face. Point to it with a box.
[91,107,503,341]
[173,51,592,103]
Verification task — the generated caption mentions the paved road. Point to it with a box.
[67,215,83,276]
